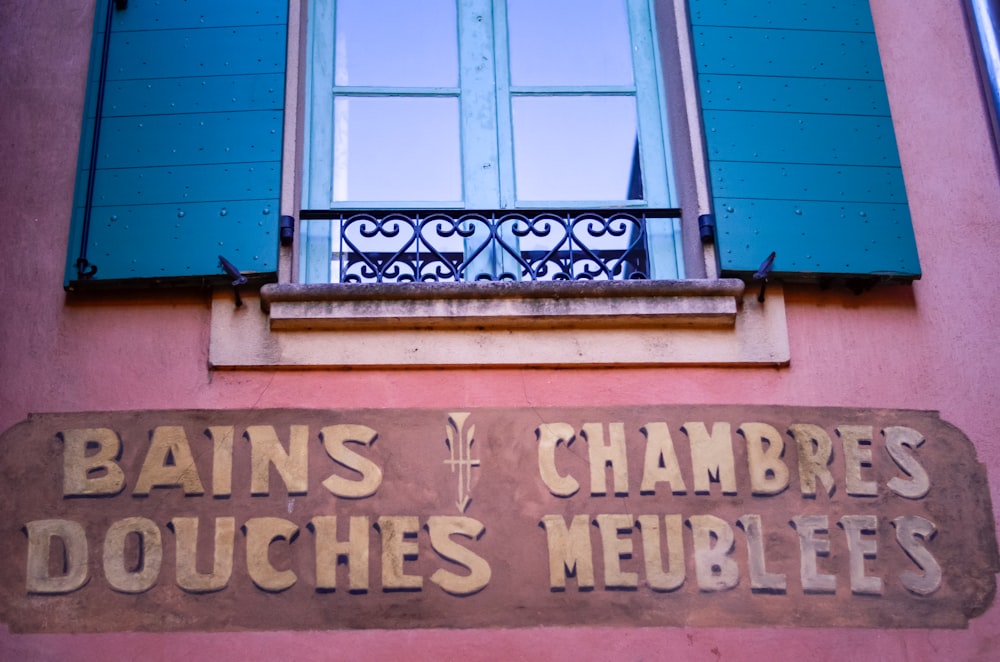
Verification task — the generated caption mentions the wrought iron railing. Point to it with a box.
[300,209,682,283]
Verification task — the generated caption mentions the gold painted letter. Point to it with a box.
[740,423,790,496]
[595,514,638,589]
[246,425,309,496]
[839,515,883,595]
[206,426,234,497]
[103,517,162,594]
[892,515,942,595]
[789,424,835,498]
[427,516,491,596]
[133,426,205,496]
[884,426,930,499]
[61,428,126,496]
[791,515,836,593]
[244,517,299,592]
[311,515,370,592]
[838,426,878,497]
[25,520,89,594]
[687,514,739,591]
[171,517,235,593]
[535,423,580,497]
[540,514,595,590]
[584,422,629,496]
[320,424,382,498]
[640,423,687,494]
[684,422,737,495]
[738,514,787,592]
[637,514,685,591]
[377,516,423,591]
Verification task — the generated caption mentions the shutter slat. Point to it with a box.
[110,0,284,31]
[710,163,906,203]
[698,74,891,116]
[92,163,280,207]
[109,26,286,81]
[715,198,918,277]
[703,110,901,166]
[693,26,882,80]
[101,74,284,117]
[689,0,875,33]
[97,111,282,169]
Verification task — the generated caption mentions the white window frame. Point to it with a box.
[298,0,684,284]
[208,0,789,368]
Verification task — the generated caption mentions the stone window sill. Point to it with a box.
[208,279,789,367]
[260,279,744,330]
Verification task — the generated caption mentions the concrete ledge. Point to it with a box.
[260,279,745,330]
[210,280,789,367]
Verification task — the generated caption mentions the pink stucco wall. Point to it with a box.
[1,0,999,659]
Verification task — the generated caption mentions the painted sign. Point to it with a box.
[0,406,996,632]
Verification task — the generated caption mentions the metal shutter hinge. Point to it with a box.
[698,213,716,243]
[280,215,295,246]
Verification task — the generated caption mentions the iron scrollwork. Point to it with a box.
[303,209,680,283]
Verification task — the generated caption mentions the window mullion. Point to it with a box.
[458,0,501,208]
[629,0,684,279]
[492,0,515,210]
[458,0,511,279]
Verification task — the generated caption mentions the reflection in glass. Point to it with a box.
[335,0,458,87]
[507,0,634,86]
[512,96,640,201]
[333,97,461,202]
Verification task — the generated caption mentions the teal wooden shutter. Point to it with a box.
[66,0,287,288]
[689,0,920,282]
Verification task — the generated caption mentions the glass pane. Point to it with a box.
[512,96,640,202]
[335,0,458,87]
[333,97,462,202]
[507,0,634,86]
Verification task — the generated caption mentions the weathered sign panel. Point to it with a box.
[0,406,996,632]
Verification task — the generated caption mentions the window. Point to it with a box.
[68,0,923,366]
[298,0,685,284]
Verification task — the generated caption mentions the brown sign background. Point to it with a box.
[0,406,996,632]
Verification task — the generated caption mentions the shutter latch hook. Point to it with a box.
[218,255,248,308]
[753,251,776,303]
